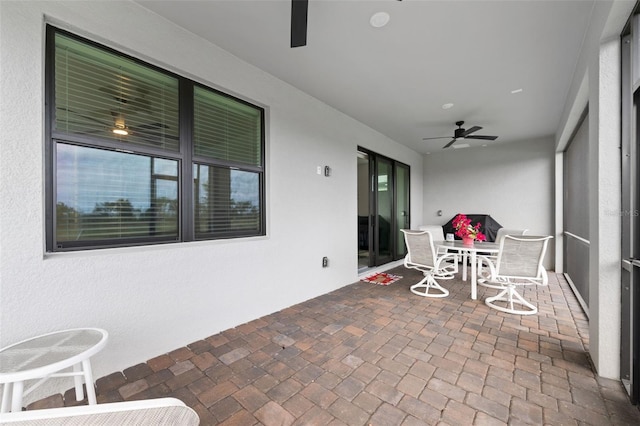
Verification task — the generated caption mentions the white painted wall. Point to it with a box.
[586,37,623,379]
[422,138,556,268]
[0,1,423,402]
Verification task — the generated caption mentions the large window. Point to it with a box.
[46,27,265,251]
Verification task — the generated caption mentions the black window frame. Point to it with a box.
[45,26,266,252]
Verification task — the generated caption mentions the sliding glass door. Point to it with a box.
[357,148,409,270]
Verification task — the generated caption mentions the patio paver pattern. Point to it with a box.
[28,267,640,425]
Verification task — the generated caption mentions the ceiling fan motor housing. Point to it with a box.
[453,120,466,138]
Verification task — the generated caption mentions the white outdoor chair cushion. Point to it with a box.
[0,398,199,425]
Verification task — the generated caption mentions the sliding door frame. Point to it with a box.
[358,147,410,268]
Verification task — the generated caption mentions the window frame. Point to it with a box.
[45,26,266,252]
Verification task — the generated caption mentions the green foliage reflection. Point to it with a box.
[56,197,177,242]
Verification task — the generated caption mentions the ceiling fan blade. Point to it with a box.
[135,122,170,130]
[291,0,308,48]
[461,126,482,137]
[442,138,457,149]
[465,135,498,140]
[58,108,111,127]
[130,128,180,141]
[422,136,450,140]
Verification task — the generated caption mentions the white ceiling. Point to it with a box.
[137,0,596,153]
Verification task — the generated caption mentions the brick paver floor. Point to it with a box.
[27,266,640,425]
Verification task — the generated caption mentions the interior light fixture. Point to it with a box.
[112,128,128,136]
[112,118,129,136]
[370,12,390,28]
[510,88,523,94]
[441,103,454,110]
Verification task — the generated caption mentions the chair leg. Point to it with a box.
[485,285,537,315]
[410,273,449,298]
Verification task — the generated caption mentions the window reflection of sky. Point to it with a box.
[56,144,178,213]
[58,144,258,214]
[231,170,259,206]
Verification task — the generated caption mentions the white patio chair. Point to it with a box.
[401,229,459,298]
[477,235,552,315]
[0,397,199,425]
[418,225,459,278]
[478,228,528,286]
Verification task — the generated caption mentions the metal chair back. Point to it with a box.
[402,230,436,269]
[495,235,551,283]
[495,228,528,243]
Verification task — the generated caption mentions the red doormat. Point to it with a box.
[361,272,403,286]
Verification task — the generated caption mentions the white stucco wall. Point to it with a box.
[422,138,556,269]
[587,36,623,379]
[0,1,423,402]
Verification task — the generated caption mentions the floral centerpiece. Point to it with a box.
[452,214,486,245]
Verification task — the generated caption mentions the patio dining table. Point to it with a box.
[436,240,500,300]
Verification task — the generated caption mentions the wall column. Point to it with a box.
[588,36,622,378]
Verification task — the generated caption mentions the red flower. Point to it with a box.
[452,214,486,241]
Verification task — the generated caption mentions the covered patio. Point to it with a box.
[1,1,639,423]
[26,268,640,425]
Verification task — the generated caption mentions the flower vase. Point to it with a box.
[462,237,474,246]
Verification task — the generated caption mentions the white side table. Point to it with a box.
[0,328,108,412]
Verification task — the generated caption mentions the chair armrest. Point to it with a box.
[477,254,497,278]
[0,398,199,425]
[434,252,459,269]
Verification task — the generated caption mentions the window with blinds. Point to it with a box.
[194,86,262,166]
[194,165,261,238]
[54,33,180,151]
[56,144,179,245]
[46,27,265,251]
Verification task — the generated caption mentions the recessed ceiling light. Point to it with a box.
[370,12,390,28]
[510,88,523,94]
[441,103,454,110]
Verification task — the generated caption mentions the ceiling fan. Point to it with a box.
[423,121,498,149]
[59,81,176,143]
